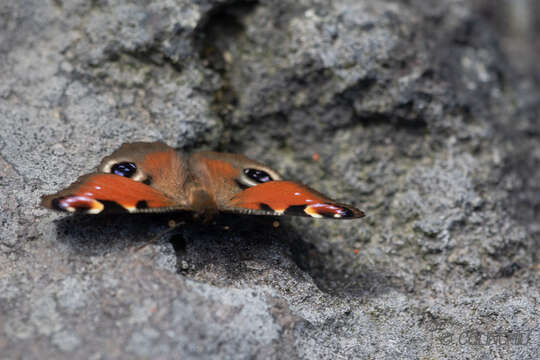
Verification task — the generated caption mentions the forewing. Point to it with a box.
[41,141,190,214]
[226,181,365,219]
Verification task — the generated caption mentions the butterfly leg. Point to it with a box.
[133,219,186,253]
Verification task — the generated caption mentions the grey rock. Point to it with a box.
[125,327,165,357]
[30,296,63,336]
[0,0,538,359]
[52,330,81,352]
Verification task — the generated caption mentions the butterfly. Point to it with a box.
[41,141,364,219]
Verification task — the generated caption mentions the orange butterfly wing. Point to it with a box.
[228,181,364,219]
[41,174,178,214]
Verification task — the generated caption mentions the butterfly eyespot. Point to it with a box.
[243,168,273,183]
[237,166,281,187]
[111,162,137,178]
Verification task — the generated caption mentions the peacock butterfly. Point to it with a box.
[41,142,364,219]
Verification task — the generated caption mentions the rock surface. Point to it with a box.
[0,0,538,359]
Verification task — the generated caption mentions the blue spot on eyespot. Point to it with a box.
[111,162,137,178]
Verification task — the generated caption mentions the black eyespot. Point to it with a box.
[243,168,273,183]
[142,176,152,186]
[111,162,137,178]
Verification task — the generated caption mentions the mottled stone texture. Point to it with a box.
[0,0,538,359]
